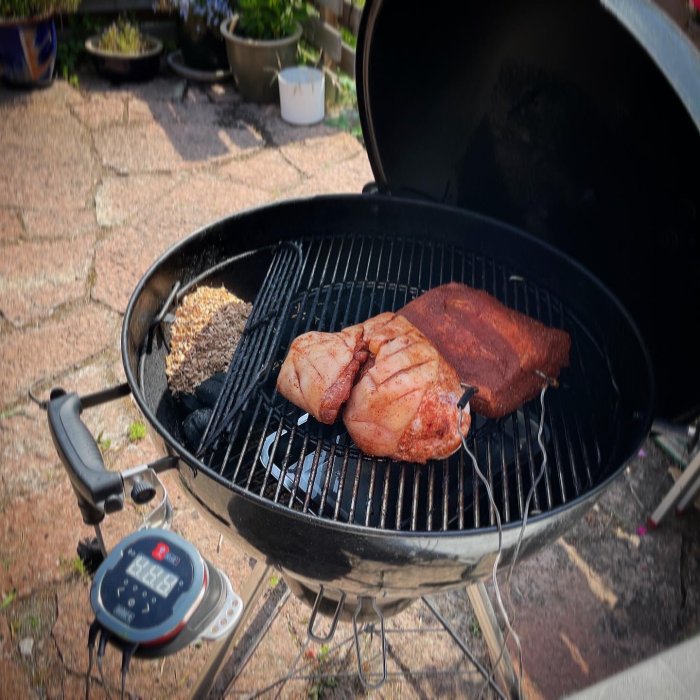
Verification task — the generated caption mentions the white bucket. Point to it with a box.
[278,66,325,125]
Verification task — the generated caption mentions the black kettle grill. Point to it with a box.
[48,0,700,696]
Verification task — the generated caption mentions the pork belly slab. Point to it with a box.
[275,323,368,424]
[400,282,571,418]
[343,313,470,463]
[275,313,471,463]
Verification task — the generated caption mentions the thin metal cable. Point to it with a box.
[459,384,550,700]
[507,385,550,584]
[458,409,520,699]
[96,630,113,700]
[502,384,550,697]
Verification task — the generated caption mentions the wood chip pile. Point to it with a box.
[165,285,252,395]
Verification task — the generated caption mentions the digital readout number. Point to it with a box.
[126,554,179,598]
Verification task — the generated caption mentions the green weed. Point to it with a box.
[127,421,147,442]
[1,589,17,611]
[59,555,88,580]
[97,431,112,453]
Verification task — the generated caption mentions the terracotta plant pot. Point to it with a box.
[220,15,301,103]
[0,15,56,87]
[85,35,163,83]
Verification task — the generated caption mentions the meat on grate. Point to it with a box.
[277,312,470,463]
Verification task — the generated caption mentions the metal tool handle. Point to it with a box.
[47,389,126,525]
[352,597,387,690]
[307,586,345,643]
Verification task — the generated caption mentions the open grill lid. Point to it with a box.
[355,0,700,420]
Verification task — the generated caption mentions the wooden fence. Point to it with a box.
[304,0,363,77]
[76,0,364,77]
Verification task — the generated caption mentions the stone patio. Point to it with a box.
[2,24,700,699]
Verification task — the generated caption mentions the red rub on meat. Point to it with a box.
[400,282,571,418]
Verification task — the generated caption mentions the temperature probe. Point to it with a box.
[87,528,242,698]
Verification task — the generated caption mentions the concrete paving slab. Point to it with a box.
[0,92,98,211]
[217,148,304,194]
[95,172,180,227]
[279,131,367,177]
[0,209,23,244]
[0,479,95,597]
[283,150,374,197]
[0,304,120,410]
[21,207,97,242]
[0,402,63,507]
[93,175,271,313]
[93,118,263,175]
[0,238,94,325]
[69,92,128,130]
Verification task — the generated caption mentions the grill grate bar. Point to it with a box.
[198,242,304,457]
[498,422,511,523]
[364,462,378,527]
[395,466,407,531]
[442,461,450,531]
[410,468,420,532]
[458,450,466,530]
[510,411,525,520]
[379,465,392,529]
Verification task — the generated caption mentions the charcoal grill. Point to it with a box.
[128,200,652,604]
[47,0,700,696]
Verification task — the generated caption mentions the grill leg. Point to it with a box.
[466,582,520,699]
[188,559,272,700]
[648,449,700,527]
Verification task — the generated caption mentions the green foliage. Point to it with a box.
[55,13,101,86]
[97,17,149,55]
[0,0,78,20]
[59,555,88,580]
[307,643,337,699]
[339,25,355,49]
[96,431,112,454]
[1,589,17,611]
[127,420,147,442]
[235,0,307,40]
[297,39,320,67]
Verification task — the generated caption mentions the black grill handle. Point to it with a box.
[47,389,127,525]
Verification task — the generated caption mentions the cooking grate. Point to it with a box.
[176,232,621,533]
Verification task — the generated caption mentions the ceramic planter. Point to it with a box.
[0,15,56,87]
[220,15,301,103]
[178,14,228,72]
[85,35,163,83]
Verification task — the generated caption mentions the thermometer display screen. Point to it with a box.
[126,554,180,598]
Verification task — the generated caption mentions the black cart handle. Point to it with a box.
[47,387,129,525]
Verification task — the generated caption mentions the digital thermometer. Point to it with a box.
[91,529,207,647]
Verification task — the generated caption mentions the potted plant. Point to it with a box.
[0,0,79,86]
[85,18,163,83]
[157,0,233,72]
[220,0,305,103]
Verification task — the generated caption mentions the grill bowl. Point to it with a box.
[123,194,654,599]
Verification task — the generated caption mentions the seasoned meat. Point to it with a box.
[400,282,571,418]
[343,313,470,463]
[276,323,368,424]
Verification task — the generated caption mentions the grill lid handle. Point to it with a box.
[47,390,125,525]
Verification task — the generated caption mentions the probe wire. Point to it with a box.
[458,383,549,699]
[96,629,113,700]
